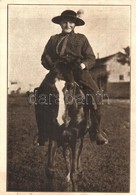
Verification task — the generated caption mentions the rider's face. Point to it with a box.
[60,19,76,33]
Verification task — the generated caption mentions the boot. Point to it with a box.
[82,87,108,145]
[33,133,48,146]
[95,129,108,145]
[89,124,108,145]
[88,106,108,145]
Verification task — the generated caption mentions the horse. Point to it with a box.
[34,61,94,191]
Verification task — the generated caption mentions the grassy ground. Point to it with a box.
[7,94,130,192]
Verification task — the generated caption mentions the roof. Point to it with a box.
[94,52,127,67]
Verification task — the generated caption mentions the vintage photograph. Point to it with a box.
[7,4,130,192]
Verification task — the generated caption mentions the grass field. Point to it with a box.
[7,95,130,192]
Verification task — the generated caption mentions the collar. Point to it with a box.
[60,30,75,36]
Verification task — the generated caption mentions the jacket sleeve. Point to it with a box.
[41,36,54,70]
[81,36,96,70]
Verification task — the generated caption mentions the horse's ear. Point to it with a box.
[62,68,75,82]
[72,59,82,70]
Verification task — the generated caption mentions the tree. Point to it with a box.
[117,46,130,65]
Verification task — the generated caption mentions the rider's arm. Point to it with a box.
[41,36,54,70]
[81,36,96,70]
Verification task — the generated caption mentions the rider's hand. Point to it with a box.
[80,63,86,70]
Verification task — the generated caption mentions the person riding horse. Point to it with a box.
[36,9,108,146]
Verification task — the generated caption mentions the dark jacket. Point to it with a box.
[41,31,96,71]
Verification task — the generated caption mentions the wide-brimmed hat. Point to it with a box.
[52,10,85,26]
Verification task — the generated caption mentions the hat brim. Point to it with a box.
[52,15,85,26]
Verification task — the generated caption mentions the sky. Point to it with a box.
[8,5,130,89]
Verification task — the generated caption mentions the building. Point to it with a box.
[8,81,36,94]
[91,49,130,98]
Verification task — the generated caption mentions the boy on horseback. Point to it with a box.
[36,9,108,146]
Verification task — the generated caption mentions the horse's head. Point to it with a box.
[62,80,85,128]
[53,60,85,130]
[52,60,82,83]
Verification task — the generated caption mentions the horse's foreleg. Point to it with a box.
[77,138,83,174]
[46,139,58,179]
[63,144,72,182]
[71,138,83,192]
[63,144,73,191]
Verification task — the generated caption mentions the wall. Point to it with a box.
[107,82,130,98]
[106,55,130,83]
